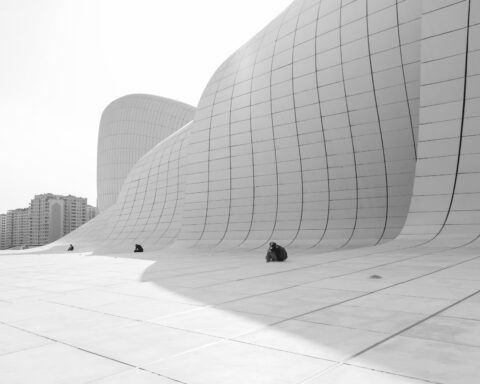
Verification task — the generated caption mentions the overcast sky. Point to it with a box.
[0,0,292,214]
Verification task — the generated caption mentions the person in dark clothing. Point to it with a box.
[266,242,288,262]
[67,244,74,252]
[134,244,144,253]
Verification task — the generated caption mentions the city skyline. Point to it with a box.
[0,0,292,214]
[0,192,95,214]
[0,192,96,249]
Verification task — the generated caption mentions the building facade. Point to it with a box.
[5,208,30,249]
[86,205,97,222]
[29,194,95,247]
[30,194,58,247]
[63,195,87,235]
[97,94,195,213]
[0,214,7,250]
[63,0,480,253]
[0,194,97,249]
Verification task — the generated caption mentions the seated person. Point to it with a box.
[134,244,144,253]
[67,244,74,252]
[266,242,288,262]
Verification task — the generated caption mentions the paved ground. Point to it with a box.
[0,244,479,383]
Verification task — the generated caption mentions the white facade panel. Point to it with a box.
[61,0,480,254]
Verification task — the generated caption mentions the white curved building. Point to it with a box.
[13,3,479,383]
[96,94,195,212]
[180,0,420,249]
[70,123,191,250]
[399,0,480,247]
[63,0,480,253]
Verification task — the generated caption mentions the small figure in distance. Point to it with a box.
[266,241,288,263]
[67,244,74,252]
[134,244,144,253]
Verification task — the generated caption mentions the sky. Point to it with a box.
[0,0,292,214]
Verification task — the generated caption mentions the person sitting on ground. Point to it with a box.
[67,244,74,251]
[134,244,144,253]
[266,241,288,262]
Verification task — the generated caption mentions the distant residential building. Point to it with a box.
[86,205,97,221]
[29,193,94,247]
[0,214,7,249]
[6,208,30,249]
[30,194,62,246]
[63,195,87,235]
[0,193,97,250]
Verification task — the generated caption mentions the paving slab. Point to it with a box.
[351,336,480,384]
[146,340,334,384]
[0,343,128,384]
[0,249,479,384]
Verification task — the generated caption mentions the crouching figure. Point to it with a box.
[266,242,288,262]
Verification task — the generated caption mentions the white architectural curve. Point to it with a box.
[180,0,420,249]
[97,94,195,212]
[65,123,192,250]
[62,0,480,254]
[399,0,480,247]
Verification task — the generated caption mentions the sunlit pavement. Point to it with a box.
[0,246,479,384]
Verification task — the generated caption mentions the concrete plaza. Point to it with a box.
[1,244,479,383]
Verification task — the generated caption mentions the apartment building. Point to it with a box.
[29,194,93,247]
[86,205,97,222]
[0,194,96,249]
[5,208,30,249]
[0,214,7,249]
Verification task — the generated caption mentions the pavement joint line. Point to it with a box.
[228,337,341,362]
[0,343,53,359]
[83,366,181,384]
[104,251,480,369]
[348,285,480,353]
[0,319,188,384]
[4,248,480,366]
[2,245,480,381]
[220,252,480,328]
[440,313,480,322]
[148,263,259,280]
[158,237,462,286]
[196,251,419,289]
[400,331,480,350]
[38,293,213,322]
[207,254,475,313]
[342,363,444,384]
[220,243,480,301]
[38,298,234,338]
[196,245,476,291]
[293,317,412,335]
[295,289,480,384]
[35,254,401,328]
[191,252,480,365]
[295,301,444,318]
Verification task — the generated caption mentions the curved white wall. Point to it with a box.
[69,123,192,250]
[180,0,420,249]
[62,0,480,253]
[400,0,480,247]
[97,94,195,212]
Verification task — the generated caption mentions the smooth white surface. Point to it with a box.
[65,0,480,253]
[96,94,194,212]
[0,245,479,383]
[64,0,424,252]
